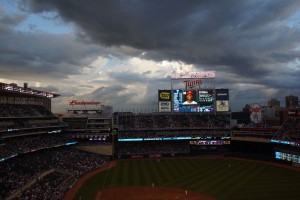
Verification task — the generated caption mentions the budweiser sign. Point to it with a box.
[183,79,202,88]
[68,100,100,106]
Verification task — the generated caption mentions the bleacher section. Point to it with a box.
[116,141,190,155]
[272,117,300,146]
[116,113,231,157]
[0,104,67,138]
[231,127,278,143]
[0,147,109,199]
[117,113,231,141]
[118,113,230,130]
[0,101,111,199]
[16,171,71,200]
[0,134,75,159]
[0,104,54,118]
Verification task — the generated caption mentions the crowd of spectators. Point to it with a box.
[16,171,70,200]
[0,103,111,199]
[118,113,230,130]
[246,121,271,128]
[0,134,75,159]
[231,130,274,139]
[118,129,231,139]
[0,118,62,132]
[274,145,300,155]
[0,147,109,199]
[116,141,190,155]
[0,104,62,135]
[0,104,53,118]
[273,117,300,143]
[73,137,112,145]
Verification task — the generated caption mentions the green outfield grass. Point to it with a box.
[74,158,300,200]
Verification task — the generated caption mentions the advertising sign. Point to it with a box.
[183,79,202,89]
[189,140,224,145]
[68,100,100,106]
[158,90,172,112]
[216,100,229,112]
[275,151,300,164]
[158,101,171,112]
[158,90,172,101]
[171,71,215,79]
[198,90,214,106]
[250,104,263,123]
[287,110,300,117]
[215,89,229,100]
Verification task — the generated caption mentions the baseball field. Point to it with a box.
[71,157,300,200]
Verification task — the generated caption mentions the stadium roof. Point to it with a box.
[0,82,60,98]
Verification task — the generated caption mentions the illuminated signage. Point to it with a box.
[288,110,297,115]
[216,100,229,112]
[160,92,170,99]
[287,110,300,117]
[198,90,214,106]
[215,89,229,100]
[250,104,263,123]
[189,140,224,145]
[173,89,215,112]
[171,71,215,79]
[158,90,172,101]
[158,101,171,112]
[275,151,300,164]
[158,90,172,112]
[118,137,192,142]
[183,79,202,88]
[68,100,100,106]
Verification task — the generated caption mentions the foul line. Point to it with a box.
[97,162,113,200]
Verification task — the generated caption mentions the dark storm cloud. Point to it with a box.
[1,0,299,111]
[89,85,128,98]
[0,12,109,81]
[104,70,171,88]
[106,71,149,84]
[83,85,137,107]
[22,0,300,79]
[80,82,161,110]
[79,85,94,89]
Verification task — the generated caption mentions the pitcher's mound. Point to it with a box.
[96,187,215,200]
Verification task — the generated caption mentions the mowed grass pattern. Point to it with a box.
[74,158,300,200]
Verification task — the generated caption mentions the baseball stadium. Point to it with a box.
[0,71,300,200]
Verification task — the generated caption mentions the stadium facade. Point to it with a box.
[1,72,300,199]
[0,82,110,199]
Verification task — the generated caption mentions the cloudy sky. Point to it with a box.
[1,0,300,113]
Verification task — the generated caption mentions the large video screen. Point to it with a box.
[173,89,215,112]
[198,90,214,107]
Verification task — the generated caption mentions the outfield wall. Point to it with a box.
[74,145,113,156]
[229,140,275,160]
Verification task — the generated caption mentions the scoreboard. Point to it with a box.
[158,88,229,113]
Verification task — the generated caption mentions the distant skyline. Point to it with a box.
[1,0,300,113]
